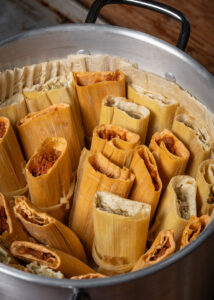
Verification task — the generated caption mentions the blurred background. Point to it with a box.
[0,0,213,74]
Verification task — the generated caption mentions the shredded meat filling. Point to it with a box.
[150,238,170,261]
[0,206,9,235]
[141,151,160,191]
[0,121,6,138]
[77,70,120,86]
[98,129,127,141]
[25,248,54,261]
[20,209,45,226]
[157,136,177,155]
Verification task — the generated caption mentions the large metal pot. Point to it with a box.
[0,1,213,300]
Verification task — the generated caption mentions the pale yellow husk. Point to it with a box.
[99,96,150,143]
[92,191,151,275]
[71,273,106,280]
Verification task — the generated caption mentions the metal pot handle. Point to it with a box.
[85,0,190,51]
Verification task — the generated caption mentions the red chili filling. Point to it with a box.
[150,238,170,261]
[76,70,120,86]
[0,121,6,138]
[0,206,9,235]
[20,209,44,226]
[25,248,54,261]
[98,129,127,141]
[157,136,177,155]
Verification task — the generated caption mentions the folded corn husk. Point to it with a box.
[99,96,150,143]
[92,192,151,275]
[70,152,135,254]
[129,145,162,219]
[17,103,81,171]
[149,129,190,189]
[0,116,27,197]
[172,108,212,177]
[74,70,126,137]
[127,84,178,142]
[10,241,95,278]
[26,262,64,279]
[0,193,29,248]
[180,215,210,249]
[196,159,214,215]
[25,137,73,208]
[71,273,106,280]
[149,176,197,244]
[13,196,87,262]
[132,230,175,271]
[91,124,140,168]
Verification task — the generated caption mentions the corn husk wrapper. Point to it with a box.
[0,116,27,197]
[74,70,126,137]
[26,262,64,278]
[71,273,106,280]
[149,129,190,189]
[25,137,73,208]
[13,196,87,262]
[99,96,150,143]
[10,241,95,278]
[180,215,210,249]
[149,176,197,244]
[132,230,175,271]
[130,145,162,219]
[0,193,29,248]
[196,159,214,215]
[0,93,28,126]
[91,124,140,168]
[172,109,212,177]
[92,192,151,275]
[70,152,135,254]
[17,103,81,171]
[23,73,84,148]
[127,84,178,142]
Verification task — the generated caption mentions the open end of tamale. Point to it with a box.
[0,121,7,138]
[0,206,9,235]
[148,236,171,262]
[16,202,49,226]
[75,70,122,86]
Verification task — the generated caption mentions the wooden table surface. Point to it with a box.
[0,0,213,74]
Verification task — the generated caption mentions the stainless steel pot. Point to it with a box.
[0,1,213,300]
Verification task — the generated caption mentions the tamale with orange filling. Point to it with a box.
[149,129,190,188]
[180,215,210,249]
[132,230,175,271]
[130,145,162,219]
[91,124,140,168]
[0,116,27,197]
[92,192,151,275]
[71,273,106,280]
[17,103,81,170]
[69,152,135,254]
[13,196,87,262]
[74,70,126,137]
[10,241,95,278]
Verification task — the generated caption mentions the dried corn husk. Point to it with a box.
[92,192,151,275]
[70,152,135,254]
[180,215,210,249]
[71,273,106,280]
[132,230,175,271]
[149,129,190,189]
[149,176,197,244]
[26,262,64,278]
[10,241,95,278]
[99,96,150,143]
[0,116,27,197]
[91,124,140,168]
[172,109,212,177]
[25,137,73,208]
[17,103,81,170]
[127,84,178,142]
[0,193,29,248]
[196,159,214,215]
[129,145,162,219]
[13,196,87,262]
[74,70,126,137]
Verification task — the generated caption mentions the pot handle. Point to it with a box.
[85,0,190,51]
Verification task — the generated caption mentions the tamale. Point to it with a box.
[70,152,135,254]
[74,70,126,137]
[26,262,64,278]
[180,215,210,249]
[25,137,74,208]
[91,124,140,167]
[99,96,150,143]
[0,116,27,197]
[129,145,162,219]
[132,230,175,271]
[92,192,151,275]
[0,193,29,248]
[71,273,106,280]
[17,104,81,170]
[196,159,214,215]
[10,241,95,278]
[149,129,190,189]
[14,196,87,262]
[172,109,212,177]
[127,84,178,142]
[149,176,197,243]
